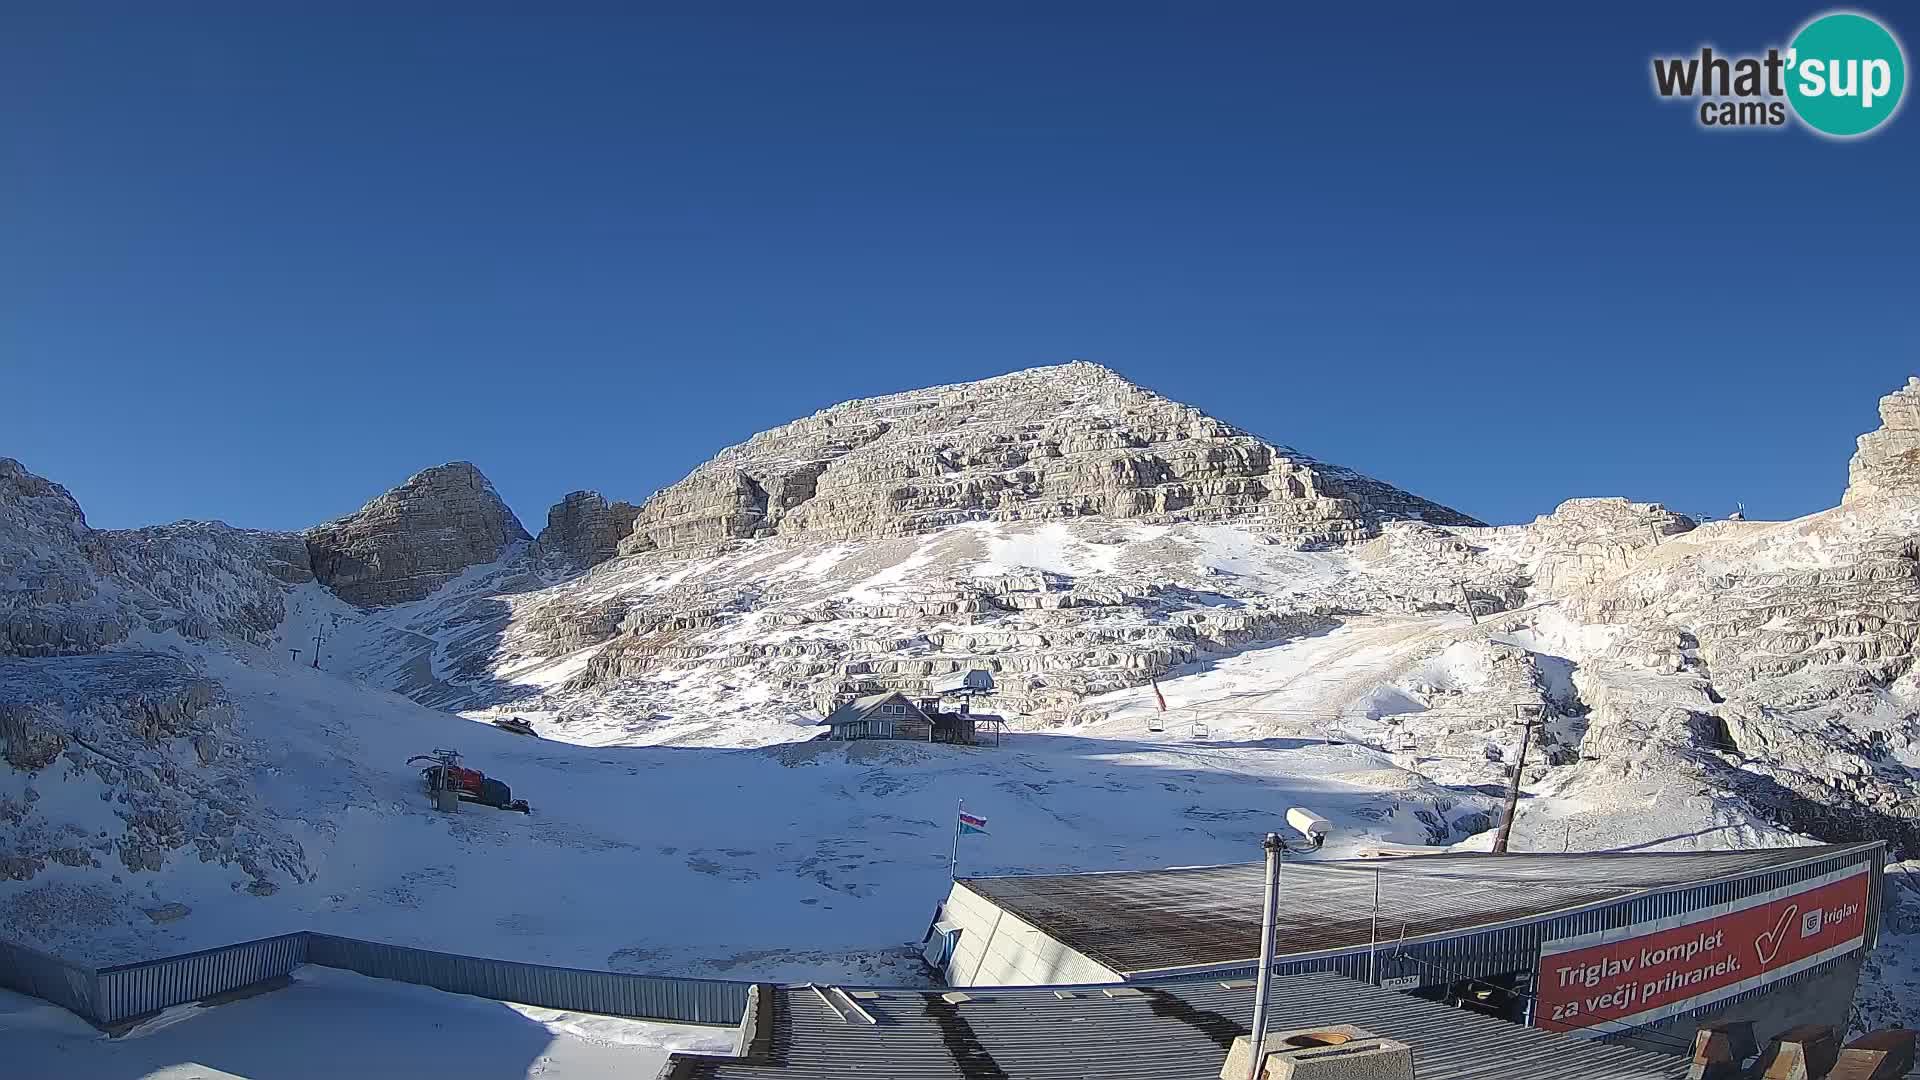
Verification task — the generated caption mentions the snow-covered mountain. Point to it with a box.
[3,365,1917,1028]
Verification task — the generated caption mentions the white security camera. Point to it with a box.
[1287,807,1331,847]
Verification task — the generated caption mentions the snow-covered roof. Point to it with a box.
[819,691,924,726]
[957,842,1881,977]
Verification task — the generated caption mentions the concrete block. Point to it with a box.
[1221,1025,1414,1080]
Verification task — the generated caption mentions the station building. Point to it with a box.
[927,843,1886,1052]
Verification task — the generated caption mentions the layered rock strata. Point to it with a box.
[532,490,640,568]
[617,362,1480,556]
[306,462,529,606]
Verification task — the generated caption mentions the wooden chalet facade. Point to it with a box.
[819,688,1007,747]
[822,692,935,742]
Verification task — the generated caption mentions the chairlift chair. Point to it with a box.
[1147,713,1166,734]
[1190,722,1210,741]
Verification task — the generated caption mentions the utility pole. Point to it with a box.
[1246,833,1285,1080]
[949,799,963,879]
[1491,704,1546,854]
[1455,581,1479,626]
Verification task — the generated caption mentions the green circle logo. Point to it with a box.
[1786,12,1906,137]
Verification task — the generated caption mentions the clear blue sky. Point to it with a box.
[4,3,1914,531]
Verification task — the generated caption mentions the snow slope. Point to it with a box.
[4,641,1496,981]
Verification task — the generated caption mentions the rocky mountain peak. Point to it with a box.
[1,457,96,548]
[616,362,1480,556]
[305,461,529,607]
[1845,375,1920,505]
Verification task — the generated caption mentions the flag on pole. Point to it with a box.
[958,810,989,835]
[1151,677,1168,713]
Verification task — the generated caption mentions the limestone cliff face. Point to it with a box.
[1846,376,1920,504]
[1524,497,1697,594]
[2,459,315,654]
[617,362,1480,556]
[305,462,529,607]
[1,458,123,656]
[531,490,640,568]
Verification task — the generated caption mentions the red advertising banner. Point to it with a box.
[1536,866,1870,1034]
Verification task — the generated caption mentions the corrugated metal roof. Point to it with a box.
[957,843,1879,976]
[660,971,1688,1079]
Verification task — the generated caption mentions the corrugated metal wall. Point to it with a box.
[5,931,751,1028]
[0,936,97,1020]
[305,934,751,1025]
[92,932,309,1025]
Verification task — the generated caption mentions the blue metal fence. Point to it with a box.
[2,930,752,1029]
[92,931,309,1025]
[0,936,97,1020]
[305,934,752,1026]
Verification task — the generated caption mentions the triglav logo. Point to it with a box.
[1652,10,1906,137]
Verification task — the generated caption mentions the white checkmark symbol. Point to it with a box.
[1755,905,1798,965]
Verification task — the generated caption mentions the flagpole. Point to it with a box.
[951,799,962,879]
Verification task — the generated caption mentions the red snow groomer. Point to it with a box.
[408,748,531,814]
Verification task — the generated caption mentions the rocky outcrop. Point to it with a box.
[1526,498,1697,594]
[532,490,639,568]
[105,524,314,645]
[0,458,126,656]
[306,462,529,607]
[0,654,307,894]
[3,457,322,655]
[617,362,1480,556]
[1846,376,1920,504]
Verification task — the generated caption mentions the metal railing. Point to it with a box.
[2,929,752,1029]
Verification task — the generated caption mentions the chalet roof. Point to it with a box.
[819,691,924,727]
